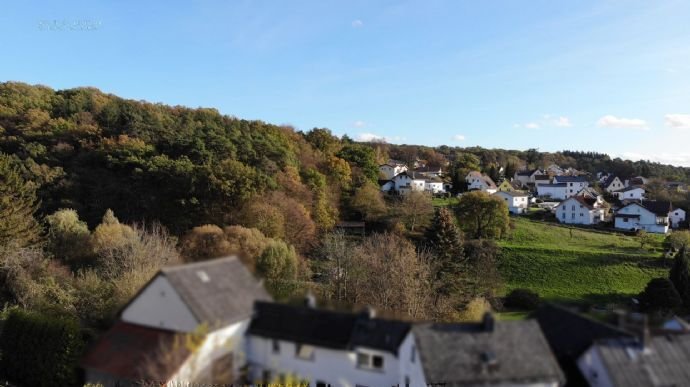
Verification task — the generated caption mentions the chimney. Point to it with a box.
[304,292,316,308]
[482,312,495,332]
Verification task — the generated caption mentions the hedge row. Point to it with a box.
[0,309,83,387]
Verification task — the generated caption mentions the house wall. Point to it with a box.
[618,188,645,200]
[605,177,624,193]
[615,204,668,234]
[494,192,529,214]
[425,182,444,193]
[669,209,686,228]
[537,185,567,200]
[411,179,425,192]
[246,334,414,387]
[577,346,615,387]
[121,275,198,332]
[556,199,597,225]
[171,320,249,385]
[552,179,589,199]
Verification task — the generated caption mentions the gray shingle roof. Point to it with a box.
[554,176,589,183]
[591,335,690,386]
[413,318,565,386]
[161,256,272,327]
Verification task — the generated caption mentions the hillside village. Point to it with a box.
[378,159,687,234]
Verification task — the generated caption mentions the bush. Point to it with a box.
[639,277,682,312]
[0,309,83,387]
[503,288,541,310]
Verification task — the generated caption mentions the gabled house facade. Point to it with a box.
[555,196,605,225]
[669,208,686,229]
[466,171,497,194]
[514,169,543,187]
[614,201,672,234]
[602,175,625,193]
[379,162,408,180]
[615,185,645,201]
[497,179,522,192]
[494,191,530,214]
[82,257,272,387]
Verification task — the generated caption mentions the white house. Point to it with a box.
[514,169,542,187]
[391,171,423,194]
[555,196,605,225]
[246,301,423,387]
[494,191,530,214]
[601,175,625,193]
[578,335,690,387]
[248,303,564,387]
[552,176,589,198]
[546,164,564,176]
[379,162,407,180]
[466,171,497,194]
[614,201,673,234]
[81,257,272,386]
[615,185,645,201]
[669,208,686,229]
[424,177,445,194]
[537,183,568,200]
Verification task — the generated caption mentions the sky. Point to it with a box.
[2,1,690,165]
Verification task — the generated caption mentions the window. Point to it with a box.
[296,344,315,360]
[572,205,575,210]
[411,345,416,363]
[316,381,330,387]
[623,217,629,222]
[272,339,280,354]
[356,352,384,371]
[562,212,565,219]
[571,213,575,219]
[405,376,410,387]
[580,213,584,217]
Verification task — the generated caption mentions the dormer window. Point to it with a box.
[296,344,315,360]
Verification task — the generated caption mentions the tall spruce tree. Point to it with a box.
[670,247,690,307]
[0,154,41,247]
[427,207,464,296]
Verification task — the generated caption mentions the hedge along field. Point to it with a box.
[498,218,668,305]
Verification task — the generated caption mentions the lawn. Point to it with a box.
[432,196,459,207]
[498,217,668,306]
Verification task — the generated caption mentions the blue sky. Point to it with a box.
[2,1,690,165]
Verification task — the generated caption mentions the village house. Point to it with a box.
[81,257,272,386]
[378,161,408,180]
[534,174,552,187]
[555,196,606,225]
[514,169,543,187]
[424,176,445,194]
[413,165,444,178]
[601,175,625,193]
[614,201,673,234]
[578,333,690,386]
[615,185,645,201]
[466,171,498,193]
[546,164,564,176]
[670,208,687,229]
[625,176,649,187]
[497,179,522,192]
[537,183,568,200]
[552,176,589,198]
[389,171,425,194]
[413,314,565,387]
[494,190,530,214]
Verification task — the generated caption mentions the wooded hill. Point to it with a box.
[2,81,689,243]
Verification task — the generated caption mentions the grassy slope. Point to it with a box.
[498,218,668,305]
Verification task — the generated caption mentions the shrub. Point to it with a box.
[503,288,541,310]
[0,309,83,387]
[638,277,682,312]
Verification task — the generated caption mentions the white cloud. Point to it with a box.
[665,114,690,130]
[351,19,363,28]
[452,134,465,141]
[353,120,366,128]
[553,116,572,127]
[525,122,540,129]
[617,151,690,167]
[597,115,648,130]
[356,132,386,142]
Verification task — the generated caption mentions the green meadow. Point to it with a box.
[497,217,668,305]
